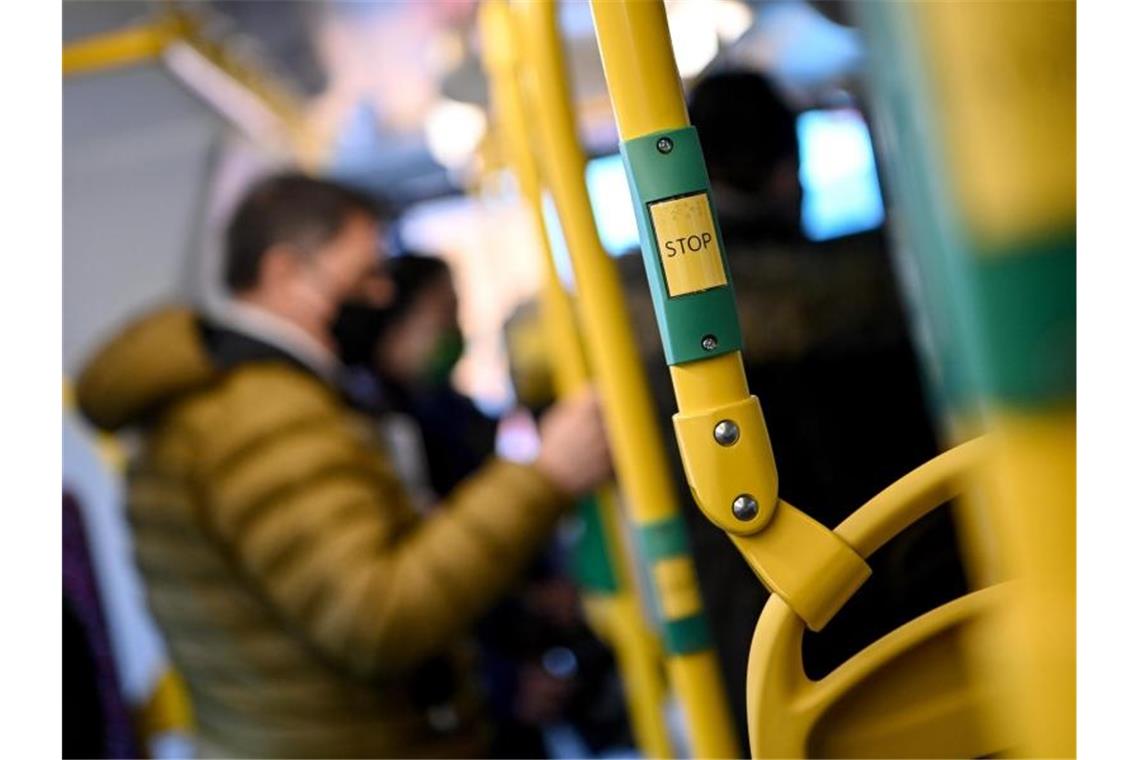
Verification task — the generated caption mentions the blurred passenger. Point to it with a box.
[76,173,611,758]
[334,261,632,757]
[691,71,804,243]
[619,70,966,745]
[334,253,496,499]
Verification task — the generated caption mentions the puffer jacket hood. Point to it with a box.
[77,306,218,432]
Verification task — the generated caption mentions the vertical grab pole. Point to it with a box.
[855,3,1076,755]
[477,4,673,757]
[509,2,740,756]
[588,0,868,634]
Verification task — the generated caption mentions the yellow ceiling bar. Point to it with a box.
[63,16,185,77]
[63,10,323,170]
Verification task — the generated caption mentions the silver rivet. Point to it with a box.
[656,137,674,154]
[732,494,759,521]
[713,420,739,446]
[701,334,718,351]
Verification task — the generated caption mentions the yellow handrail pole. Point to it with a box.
[509,2,738,756]
[589,0,869,631]
[852,3,1076,754]
[920,5,1075,752]
[479,0,625,620]
[477,5,672,756]
[584,2,690,140]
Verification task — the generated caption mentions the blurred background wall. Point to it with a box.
[64,3,225,374]
[63,0,871,383]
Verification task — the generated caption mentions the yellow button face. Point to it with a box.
[649,193,727,296]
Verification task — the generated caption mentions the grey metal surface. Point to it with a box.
[63,56,224,372]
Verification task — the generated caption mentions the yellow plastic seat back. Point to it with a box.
[748,584,1014,758]
[746,440,1014,758]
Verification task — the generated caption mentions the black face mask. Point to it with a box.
[331,301,388,369]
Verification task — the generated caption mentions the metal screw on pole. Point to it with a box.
[732,494,759,521]
[713,420,739,446]
[701,334,718,351]
[656,136,674,154]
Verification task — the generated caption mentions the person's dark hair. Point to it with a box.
[687,71,799,193]
[224,172,383,292]
[332,252,452,368]
[383,253,453,326]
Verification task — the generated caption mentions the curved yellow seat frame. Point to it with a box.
[746,439,1014,758]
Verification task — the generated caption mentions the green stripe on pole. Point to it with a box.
[966,232,1075,406]
[661,612,713,654]
[639,516,714,653]
[571,494,620,594]
[638,515,692,561]
[621,127,744,365]
[856,1,1074,412]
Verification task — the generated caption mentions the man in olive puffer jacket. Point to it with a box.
[76,174,611,758]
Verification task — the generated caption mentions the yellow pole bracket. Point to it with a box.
[671,355,870,631]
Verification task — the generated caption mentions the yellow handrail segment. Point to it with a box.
[63,17,185,77]
[510,1,739,755]
[478,4,672,756]
[586,0,689,140]
[64,10,323,170]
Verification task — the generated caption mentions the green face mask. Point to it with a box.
[420,328,465,387]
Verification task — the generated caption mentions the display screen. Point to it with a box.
[584,107,886,251]
[797,108,886,241]
[585,153,641,256]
